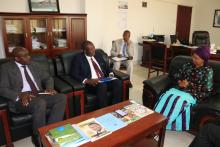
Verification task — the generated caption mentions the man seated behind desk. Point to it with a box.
[70,41,122,109]
[0,47,66,147]
[111,30,134,87]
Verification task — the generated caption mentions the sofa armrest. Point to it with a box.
[142,74,171,108]
[0,97,8,110]
[113,69,129,81]
[54,77,73,94]
[191,94,220,130]
[58,75,85,91]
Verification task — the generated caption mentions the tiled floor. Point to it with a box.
[1,65,194,147]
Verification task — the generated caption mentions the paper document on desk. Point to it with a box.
[98,77,117,83]
[112,57,127,61]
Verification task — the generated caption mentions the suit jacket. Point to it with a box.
[70,52,112,83]
[0,60,54,110]
[111,39,134,57]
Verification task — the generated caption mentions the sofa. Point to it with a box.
[142,56,220,131]
[0,49,130,146]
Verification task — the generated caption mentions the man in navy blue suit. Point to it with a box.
[70,40,122,108]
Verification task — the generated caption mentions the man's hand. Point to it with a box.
[117,54,122,58]
[85,79,99,86]
[45,89,57,95]
[127,56,133,60]
[18,92,35,106]
[178,80,189,88]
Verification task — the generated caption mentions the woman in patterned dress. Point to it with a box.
[154,46,213,131]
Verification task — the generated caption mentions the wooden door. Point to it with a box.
[176,5,192,45]
[70,17,87,50]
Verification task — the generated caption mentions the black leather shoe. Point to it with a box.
[31,135,41,147]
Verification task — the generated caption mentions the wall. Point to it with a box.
[85,0,195,63]
[0,0,199,60]
[191,0,220,47]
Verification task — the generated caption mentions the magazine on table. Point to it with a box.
[76,118,111,142]
[46,124,90,147]
[111,108,140,124]
[96,113,127,132]
[124,101,154,117]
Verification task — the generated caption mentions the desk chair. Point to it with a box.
[192,31,210,47]
[147,43,168,79]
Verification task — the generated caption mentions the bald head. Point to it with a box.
[12,47,31,65]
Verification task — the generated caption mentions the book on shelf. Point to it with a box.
[46,124,90,147]
[96,113,127,132]
[76,118,111,142]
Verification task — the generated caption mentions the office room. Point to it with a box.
[0,0,220,147]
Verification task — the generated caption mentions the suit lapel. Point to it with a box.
[10,62,23,88]
[82,53,92,77]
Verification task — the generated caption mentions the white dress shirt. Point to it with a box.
[15,61,39,92]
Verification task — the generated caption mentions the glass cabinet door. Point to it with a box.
[30,18,48,50]
[52,18,67,49]
[5,19,25,53]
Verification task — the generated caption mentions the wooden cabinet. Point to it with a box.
[1,13,87,57]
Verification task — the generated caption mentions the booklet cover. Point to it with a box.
[111,108,140,124]
[98,77,117,83]
[124,102,154,118]
[47,124,88,146]
[77,118,111,142]
[96,113,127,132]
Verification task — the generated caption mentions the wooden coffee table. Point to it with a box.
[38,101,167,147]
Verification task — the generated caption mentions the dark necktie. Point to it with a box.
[91,58,104,78]
[22,65,38,95]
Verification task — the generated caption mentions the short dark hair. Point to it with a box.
[81,40,94,50]
[123,30,130,35]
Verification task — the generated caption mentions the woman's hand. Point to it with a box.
[178,80,189,88]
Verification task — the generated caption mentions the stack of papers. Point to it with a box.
[111,57,127,62]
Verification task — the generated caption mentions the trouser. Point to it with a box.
[113,60,133,81]
[85,79,122,108]
[189,123,220,147]
[14,93,66,135]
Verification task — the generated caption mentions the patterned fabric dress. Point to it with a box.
[154,62,213,131]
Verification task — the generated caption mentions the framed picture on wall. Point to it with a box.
[28,0,60,13]
[213,9,220,27]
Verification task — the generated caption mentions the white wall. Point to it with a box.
[191,0,220,47]
[85,0,195,62]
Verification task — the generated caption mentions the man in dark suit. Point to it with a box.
[189,122,220,147]
[70,40,122,108]
[0,47,66,147]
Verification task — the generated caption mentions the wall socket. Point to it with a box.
[142,2,147,8]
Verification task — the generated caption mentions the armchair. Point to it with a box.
[55,49,130,114]
[143,56,220,131]
[0,55,74,146]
